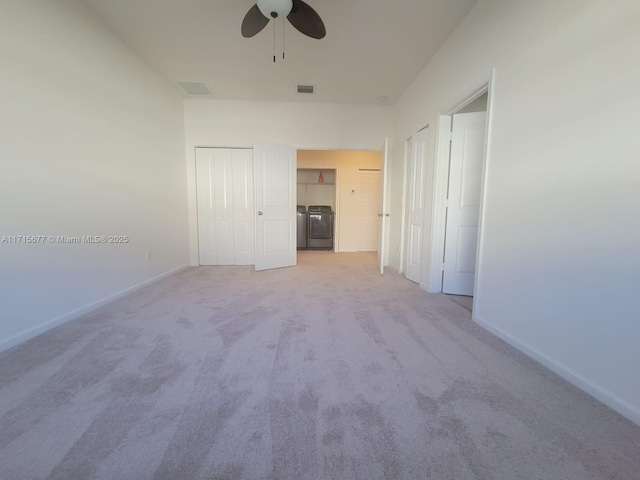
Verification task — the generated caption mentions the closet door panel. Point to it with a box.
[213,149,235,265]
[196,149,217,265]
[232,149,254,265]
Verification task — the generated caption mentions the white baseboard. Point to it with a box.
[0,264,190,353]
[474,314,640,427]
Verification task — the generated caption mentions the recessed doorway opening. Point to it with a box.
[428,75,495,317]
[296,149,383,257]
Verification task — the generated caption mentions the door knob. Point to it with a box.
[258,211,264,216]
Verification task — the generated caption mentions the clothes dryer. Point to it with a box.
[307,205,334,250]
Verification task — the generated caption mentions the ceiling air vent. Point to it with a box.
[297,84,315,94]
[177,81,213,96]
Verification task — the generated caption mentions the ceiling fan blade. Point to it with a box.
[242,4,270,38]
[287,0,326,39]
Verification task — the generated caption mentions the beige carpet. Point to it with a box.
[444,295,473,312]
[0,251,638,480]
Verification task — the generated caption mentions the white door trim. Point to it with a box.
[425,70,497,315]
[399,137,410,275]
[378,138,390,274]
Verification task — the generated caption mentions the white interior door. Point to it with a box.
[196,148,234,265]
[196,148,254,266]
[232,149,254,265]
[254,140,297,271]
[357,170,381,251]
[443,112,486,295]
[378,138,389,274]
[405,128,428,283]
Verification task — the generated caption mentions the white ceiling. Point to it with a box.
[81,0,478,104]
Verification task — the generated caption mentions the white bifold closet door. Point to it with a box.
[404,128,428,284]
[196,147,254,265]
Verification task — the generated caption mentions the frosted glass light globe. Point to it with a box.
[257,0,293,19]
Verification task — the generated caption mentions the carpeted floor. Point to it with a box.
[0,251,639,480]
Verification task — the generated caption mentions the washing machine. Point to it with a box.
[307,205,334,250]
[296,205,307,250]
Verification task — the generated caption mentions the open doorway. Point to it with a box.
[194,144,387,270]
[297,168,337,251]
[443,96,487,295]
[427,81,493,311]
[296,149,383,258]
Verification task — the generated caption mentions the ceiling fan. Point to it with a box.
[241,0,326,39]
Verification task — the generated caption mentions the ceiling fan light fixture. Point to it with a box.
[257,0,293,19]
[242,0,326,40]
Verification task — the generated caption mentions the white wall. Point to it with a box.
[184,99,392,264]
[389,0,640,424]
[0,0,189,350]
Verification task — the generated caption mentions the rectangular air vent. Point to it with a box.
[177,81,213,96]
[297,84,315,94]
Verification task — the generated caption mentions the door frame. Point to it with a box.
[295,142,392,267]
[399,136,411,275]
[191,142,389,266]
[378,138,389,274]
[426,71,496,312]
[296,166,340,252]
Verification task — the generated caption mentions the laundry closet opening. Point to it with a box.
[297,149,382,256]
[194,147,383,267]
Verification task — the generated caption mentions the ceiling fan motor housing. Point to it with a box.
[257,0,293,19]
